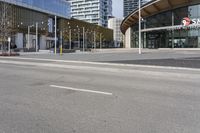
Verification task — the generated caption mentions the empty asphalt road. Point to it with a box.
[0,57,200,133]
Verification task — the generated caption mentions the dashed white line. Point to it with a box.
[50,85,113,96]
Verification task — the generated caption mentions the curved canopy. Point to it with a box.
[121,0,200,34]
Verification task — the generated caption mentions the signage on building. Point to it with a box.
[182,17,200,26]
[48,18,53,33]
[182,17,191,26]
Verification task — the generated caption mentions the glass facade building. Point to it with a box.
[131,4,200,49]
[123,0,149,17]
[66,0,112,27]
[0,0,113,51]
[0,0,70,18]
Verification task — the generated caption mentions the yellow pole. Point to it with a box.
[60,45,62,56]
[60,30,63,56]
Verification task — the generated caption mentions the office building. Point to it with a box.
[108,17,123,47]
[121,0,200,49]
[123,0,149,17]
[1,0,71,18]
[66,0,112,27]
[0,0,113,51]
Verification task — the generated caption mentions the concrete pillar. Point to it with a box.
[15,33,23,48]
[198,37,200,48]
[125,28,131,48]
[40,35,46,50]
[30,35,36,48]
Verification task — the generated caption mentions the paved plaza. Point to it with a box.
[18,49,200,68]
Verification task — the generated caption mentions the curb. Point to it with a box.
[0,56,200,72]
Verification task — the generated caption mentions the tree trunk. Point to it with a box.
[0,0,12,53]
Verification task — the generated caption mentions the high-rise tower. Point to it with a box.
[66,0,112,27]
[123,0,149,17]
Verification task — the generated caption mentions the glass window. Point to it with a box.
[146,11,172,28]
[174,6,188,25]
[4,0,70,18]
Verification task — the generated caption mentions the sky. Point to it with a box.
[112,0,123,18]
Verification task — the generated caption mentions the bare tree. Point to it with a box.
[0,0,12,52]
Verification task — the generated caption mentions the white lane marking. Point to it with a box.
[50,85,113,96]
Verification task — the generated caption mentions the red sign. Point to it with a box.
[182,17,191,26]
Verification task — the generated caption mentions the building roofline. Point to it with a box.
[120,0,200,34]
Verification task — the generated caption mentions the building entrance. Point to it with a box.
[145,30,168,48]
[146,32,160,49]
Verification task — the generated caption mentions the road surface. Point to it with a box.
[0,57,200,133]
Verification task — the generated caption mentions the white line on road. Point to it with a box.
[50,85,113,96]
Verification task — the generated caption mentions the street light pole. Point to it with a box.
[36,22,38,52]
[172,12,174,49]
[85,30,87,50]
[78,31,80,48]
[138,0,142,54]
[69,28,71,50]
[83,27,85,52]
[94,31,96,50]
[77,25,80,48]
[60,30,63,55]
[100,33,102,50]
[54,16,57,55]
[28,26,30,50]
[8,37,11,54]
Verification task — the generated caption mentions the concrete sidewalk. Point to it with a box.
[17,49,200,60]
[4,48,200,69]
[18,48,200,55]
